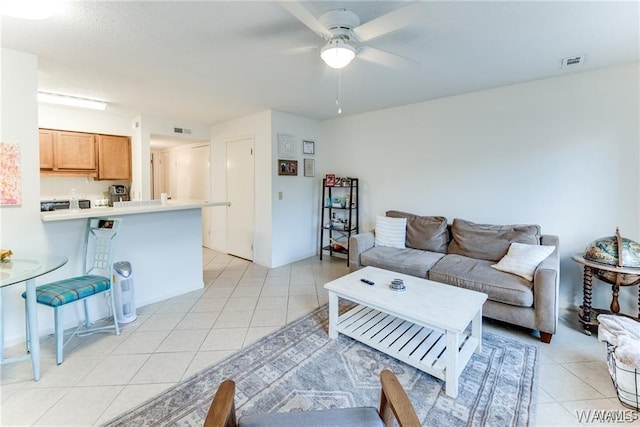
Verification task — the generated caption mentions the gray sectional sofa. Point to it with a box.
[349,212,560,343]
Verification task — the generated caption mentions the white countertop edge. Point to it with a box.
[40,200,229,222]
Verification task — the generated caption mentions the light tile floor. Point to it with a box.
[1,248,637,426]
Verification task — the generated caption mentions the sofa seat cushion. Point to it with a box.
[429,254,533,307]
[361,247,445,278]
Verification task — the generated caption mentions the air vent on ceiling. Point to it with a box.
[173,127,192,135]
[562,55,585,69]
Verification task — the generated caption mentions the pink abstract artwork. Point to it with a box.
[0,142,22,206]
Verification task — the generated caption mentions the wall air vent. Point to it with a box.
[562,55,585,69]
[173,127,192,135]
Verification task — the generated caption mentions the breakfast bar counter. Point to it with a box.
[36,200,229,330]
[40,199,228,222]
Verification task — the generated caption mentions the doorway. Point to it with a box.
[226,137,254,260]
[150,138,212,247]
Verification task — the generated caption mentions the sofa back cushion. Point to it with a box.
[385,211,449,253]
[447,218,541,262]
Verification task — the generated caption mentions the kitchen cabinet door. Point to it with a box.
[53,131,97,171]
[39,129,54,170]
[97,134,131,180]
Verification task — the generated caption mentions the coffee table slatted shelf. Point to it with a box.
[337,304,480,382]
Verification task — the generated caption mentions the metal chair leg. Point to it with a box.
[24,299,31,354]
[109,288,121,336]
[83,299,91,327]
[54,307,63,365]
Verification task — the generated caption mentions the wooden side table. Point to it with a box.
[571,254,640,335]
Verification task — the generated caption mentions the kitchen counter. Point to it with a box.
[36,199,231,326]
[40,199,229,222]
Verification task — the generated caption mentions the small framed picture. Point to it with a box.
[303,140,315,155]
[304,158,315,177]
[278,159,298,176]
[325,173,336,186]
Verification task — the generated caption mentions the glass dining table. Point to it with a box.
[0,254,68,381]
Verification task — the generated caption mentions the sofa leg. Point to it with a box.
[539,332,552,343]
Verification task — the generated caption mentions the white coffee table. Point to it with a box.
[324,266,488,398]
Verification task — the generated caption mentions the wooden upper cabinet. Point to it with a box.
[53,131,97,172]
[38,129,54,170]
[39,129,131,179]
[97,134,131,180]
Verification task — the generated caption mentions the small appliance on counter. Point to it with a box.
[108,185,130,206]
[40,199,91,212]
[93,198,109,208]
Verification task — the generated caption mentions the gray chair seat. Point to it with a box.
[239,407,385,427]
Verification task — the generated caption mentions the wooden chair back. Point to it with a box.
[203,370,420,427]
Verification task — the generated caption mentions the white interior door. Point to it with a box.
[226,137,254,260]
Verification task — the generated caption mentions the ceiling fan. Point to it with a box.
[279,1,428,70]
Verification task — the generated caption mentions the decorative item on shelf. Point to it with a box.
[342,177,351,187]
[332,197,346,208]
[330,238,348,252]
[325,174,336,186]
[278,159,298,176]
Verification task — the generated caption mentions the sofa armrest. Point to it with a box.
[349,231,375,272]
[533,234,560,336]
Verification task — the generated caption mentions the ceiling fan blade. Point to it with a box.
[352,2,428,42]
[357,46,420,68]
[279,1,333,40]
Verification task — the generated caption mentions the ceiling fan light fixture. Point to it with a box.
[321,38,356,69]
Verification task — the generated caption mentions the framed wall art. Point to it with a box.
[278,159,298,176]
[304,158,315,177]
[277,133,296,158]
[0,142,22,206]
[302,140,315,155]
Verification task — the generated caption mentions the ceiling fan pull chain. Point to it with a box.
[336,69,342,115]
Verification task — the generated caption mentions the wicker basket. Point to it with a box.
[606,342,640,411]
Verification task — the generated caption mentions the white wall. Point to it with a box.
[0,49,43,344]
[320,63,640,315]
[271,111,321,267]
[210,110,322,268]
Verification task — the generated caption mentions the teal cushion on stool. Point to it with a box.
[21,275,111,307]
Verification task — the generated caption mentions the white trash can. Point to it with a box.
[113,261,137,323]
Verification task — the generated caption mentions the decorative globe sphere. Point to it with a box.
[584,229,640,286]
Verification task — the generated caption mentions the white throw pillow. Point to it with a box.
[375,216,407,249]
[491,242,556,281]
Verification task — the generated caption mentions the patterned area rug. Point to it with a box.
[104,304,537,426]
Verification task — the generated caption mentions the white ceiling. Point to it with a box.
[2,1,638,125]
